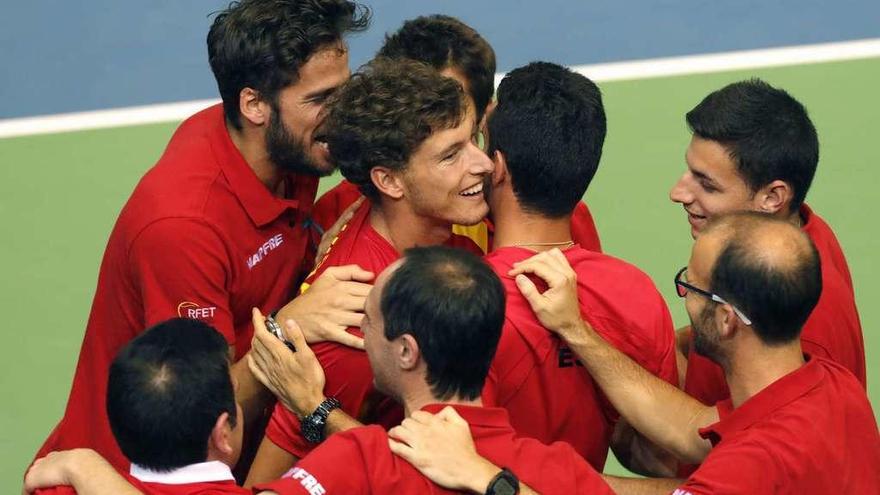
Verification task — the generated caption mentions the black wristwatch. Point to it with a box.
[485,468,519,495]
[301,397,341,444]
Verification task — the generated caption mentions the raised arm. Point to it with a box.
[24,450,144,495]
[509,249,717,464]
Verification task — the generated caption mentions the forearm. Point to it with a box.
[602,475,682,495]
[71,467,145,495]
[325,408,363,435]
[231,351,273,423]
[562,321,715,463]
[457,461,537,495]
[52,450,145,495]
[611,421,678,477]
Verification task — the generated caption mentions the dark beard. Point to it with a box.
[265,108,330,177]
[692,304,726,366]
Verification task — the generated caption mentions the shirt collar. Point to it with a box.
[130,460,235,485]
[207,106,317,227]
[420,403,510,428]
[699,356,824,445]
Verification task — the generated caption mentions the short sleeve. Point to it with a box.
[254,432,370,495]
[265,401,304,455]
[34,487,78,495]
[129,218,235,345]
[676,441,777,495]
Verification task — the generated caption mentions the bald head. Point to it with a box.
[700,212,821,345]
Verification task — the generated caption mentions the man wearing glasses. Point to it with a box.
[386,212,879,494]
[668,80,865,414]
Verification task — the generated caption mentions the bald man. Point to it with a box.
[389,212,880,494]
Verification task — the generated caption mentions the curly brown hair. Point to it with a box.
[319,58,468,201]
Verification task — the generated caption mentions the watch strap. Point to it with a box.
[314,397,341,419]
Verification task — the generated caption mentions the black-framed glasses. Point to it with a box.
[674,267,752,325]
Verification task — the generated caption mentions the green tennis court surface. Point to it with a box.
[2,57,877,489]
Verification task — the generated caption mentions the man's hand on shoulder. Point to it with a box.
[508,248,596,342]
[276,264,374,350]
[389,407,500,494]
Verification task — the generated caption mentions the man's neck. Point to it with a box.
[724,341,805,408]
[227,121,283,191]
[401,391,483,418]
[369,200,453,252]
[491,198,573,252]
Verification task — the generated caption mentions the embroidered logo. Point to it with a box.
[177,301,217,320]
[247,233,284,269]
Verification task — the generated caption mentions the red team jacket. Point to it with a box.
[265,201,483,458]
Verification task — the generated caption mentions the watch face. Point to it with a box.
[302,415,325,444]
[494,479,517,495]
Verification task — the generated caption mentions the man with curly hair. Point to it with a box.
[32,0,372,477]
[311,14,604,254]
[245,58,493,485]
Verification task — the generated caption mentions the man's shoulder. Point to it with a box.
[122,105,231,227]
[308,203,399,281]
[492,434,612,493]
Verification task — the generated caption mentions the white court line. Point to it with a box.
[2,38,880,140]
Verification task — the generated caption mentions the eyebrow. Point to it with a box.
[687,160,719,187]
[303,86,337,101]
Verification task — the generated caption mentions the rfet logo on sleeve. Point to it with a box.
[177,301,217,320]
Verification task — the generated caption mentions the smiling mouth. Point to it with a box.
[460,183,483,197]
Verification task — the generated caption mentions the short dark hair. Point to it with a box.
[708,212,822,345]
[686,79,819,213]
[487,62,606,218]
[107,318,236,472]
[320,58,468,201]
[207,0,370,129]
[378,15,496,123]
[380,246,505,401]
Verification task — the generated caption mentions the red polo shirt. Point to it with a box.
[482,246,678,469]
[311,179,603,252]
[34,104,318,471]
[675,357,880,494]
[265,201,483,459]
[36,460,250,494]
[256,404,614,495]
[682,205,865,410]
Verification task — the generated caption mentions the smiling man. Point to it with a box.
[32,0,372,476]
[245,58,493,485]
[669,80,865,416]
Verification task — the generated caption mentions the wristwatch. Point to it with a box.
[301,397,341,444]
[485,468,519,495]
